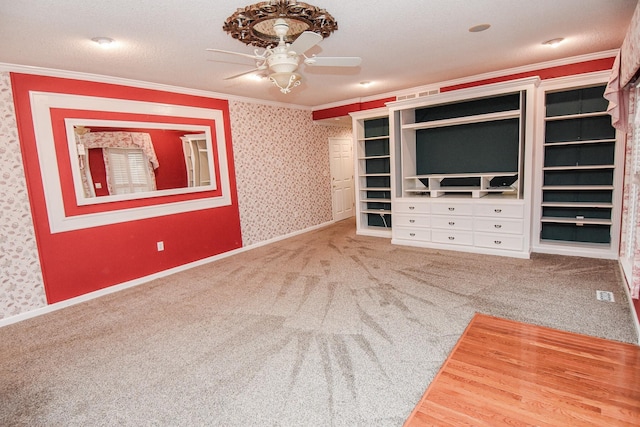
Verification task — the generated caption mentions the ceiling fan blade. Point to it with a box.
[224,68,262,80]
[289,31,323,54]
[305,56,362,67]
[206,48,263,61]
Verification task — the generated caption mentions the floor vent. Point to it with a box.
[596,290,615,302]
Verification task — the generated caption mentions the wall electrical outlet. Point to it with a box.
[157,241,164,251]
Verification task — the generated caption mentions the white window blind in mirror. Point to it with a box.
[106,148,155,195]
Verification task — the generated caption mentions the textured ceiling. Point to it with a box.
[0,0,636,108]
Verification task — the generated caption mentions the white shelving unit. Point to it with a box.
[351,108,393,237]
[531,74,625,259]
[387,78,539,258]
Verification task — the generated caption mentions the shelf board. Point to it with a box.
[541,201,613,208]
[544,111,609,121]
[358,135,390,141]
[431,186,484,192]
[359,155,391,160]
[543,138,615,147]
[405,172,517,180]
[359,173,390,177]
[402,110,520,131]
[543,165,614,171]
[542,185,614,191]
[362,209,392,214]
[361,198,391,203]
[538,238,611,248]
[540,216,612,225]
[360,187,391,191]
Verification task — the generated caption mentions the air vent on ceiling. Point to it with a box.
[396,88,440,101]
[418,89,440,97]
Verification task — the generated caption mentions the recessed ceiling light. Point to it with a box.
[91,37,115,47]
[542,37,564,47]
[469,24,491,33]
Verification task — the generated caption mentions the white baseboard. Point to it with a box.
[0,220,335,328]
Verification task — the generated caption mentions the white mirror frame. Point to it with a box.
[30,91,232,233]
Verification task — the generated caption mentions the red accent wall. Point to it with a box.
[11,73,242,304]
[87,148,109,196]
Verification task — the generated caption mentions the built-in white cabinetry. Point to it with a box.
[351,108,393,237]
[393,197,527,256]
[531,73,624,259]
[387,78,539,258]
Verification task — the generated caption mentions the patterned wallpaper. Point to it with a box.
[0,75,353,320]
[0,72,47,318]
[229,100,352,246]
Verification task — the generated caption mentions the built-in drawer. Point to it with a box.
[474,202,524,219]
[394,213,430,228]
[473,218,523,235]
[474,233,524,251]
[393,227,431,242]
[431,216,473,231]
[431,229,473,246]
[394,200,430,214]
[431,201,473,216]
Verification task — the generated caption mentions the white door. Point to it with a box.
[329,137,354,221]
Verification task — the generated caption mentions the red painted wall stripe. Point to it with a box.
[312,58,615,120]
[441,57,615,92]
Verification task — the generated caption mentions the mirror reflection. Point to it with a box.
[71,124,214,199]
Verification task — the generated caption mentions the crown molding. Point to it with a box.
[0,62,311,111]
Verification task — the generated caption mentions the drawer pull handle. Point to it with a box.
[409,219,415,223]
[448,236,455,240]
[448,221,455,226]
[494,209,502,213]
[494,224,502,229]
[494,240,502,245]
[409,233,415,237]
[409,206,415,210]
[448,207,455,211]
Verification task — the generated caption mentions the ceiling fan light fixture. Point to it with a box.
[211,1,359,95]
[91,37,114,47]
[269,72,302,94]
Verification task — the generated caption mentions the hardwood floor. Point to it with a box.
[403,313,640,426]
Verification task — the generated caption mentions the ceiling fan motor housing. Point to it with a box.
[267,49,300,73]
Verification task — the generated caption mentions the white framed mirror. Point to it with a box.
[65,119,217,206]
[30,91,232,233]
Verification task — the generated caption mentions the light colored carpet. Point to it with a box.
[0,218,637,426]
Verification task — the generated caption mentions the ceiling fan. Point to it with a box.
[207,18,362,94]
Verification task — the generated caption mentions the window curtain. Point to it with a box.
[78,132,159,196]
[605,1,640,299]
[619,86,640,299]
